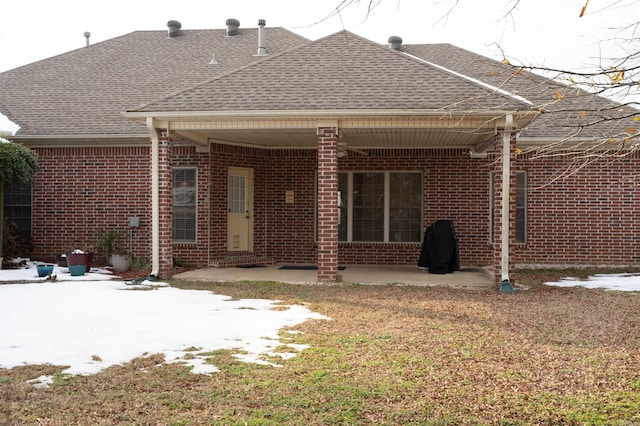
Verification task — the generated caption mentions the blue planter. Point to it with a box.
[37,265,54,277]
[69,264,86,276]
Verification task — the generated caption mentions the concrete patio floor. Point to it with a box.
[172,264,495,289]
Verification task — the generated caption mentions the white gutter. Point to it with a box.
[400,52,534,107]
[123,108,535,121]
[500,114,513,283]
[147,117,160,278]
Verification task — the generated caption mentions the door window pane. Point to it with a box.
[228,175,246,214]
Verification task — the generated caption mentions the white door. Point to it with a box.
[227,167,254,252]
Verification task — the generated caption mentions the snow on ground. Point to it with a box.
[544,273,640,292]
[1,261,637,387]
[0,262,328,385]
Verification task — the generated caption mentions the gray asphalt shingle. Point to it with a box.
[0,27,308,136]
[1,25,632,141]
[135,31,533,113]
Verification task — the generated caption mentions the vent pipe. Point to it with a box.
[226,18,240,36]
[256,19,267,56]
[388,36,403,50]
[84,31,91,46]
[167,20,182,37]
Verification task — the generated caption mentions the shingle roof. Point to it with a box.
[0,27,308,136]
[134,31,535,113]
[402,43,634,140]
[1,26,632,142]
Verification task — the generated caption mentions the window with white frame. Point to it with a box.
[337,172,422,242]
[490,171,527,244]
[173,168,197,242]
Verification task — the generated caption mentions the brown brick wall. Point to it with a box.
[27,143,640,269]
[263,150,318,263]
[30,146,151,264]
[514,151,640,266]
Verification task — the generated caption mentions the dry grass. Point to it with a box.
[1,269,640,425]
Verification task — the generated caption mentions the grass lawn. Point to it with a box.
[2,268,640,425]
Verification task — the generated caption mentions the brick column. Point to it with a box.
[492,128,517,286]
[316,127,340,282]
[155,129,174,278]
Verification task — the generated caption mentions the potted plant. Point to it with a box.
[110,252,130,273]
[100,230,119,265]
[99,230,130,272]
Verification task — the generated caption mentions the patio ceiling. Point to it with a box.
[134,110,536,152]
[173,127,495,150]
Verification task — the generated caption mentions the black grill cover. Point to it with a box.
[418,220,460,274]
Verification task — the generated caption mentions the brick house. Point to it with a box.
[1,20,638,284]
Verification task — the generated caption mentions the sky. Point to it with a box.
[0,261,638,387]
[0,0,638,132]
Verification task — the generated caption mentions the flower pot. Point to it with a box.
[66,252,93,272]
[109,254,130,272]
[37,264,54,277]
[69,264,86,276]
[56,254,68,267]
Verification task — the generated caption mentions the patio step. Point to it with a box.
[209,256,274,268]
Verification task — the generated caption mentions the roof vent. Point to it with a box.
[388,36,403,50]
[84,31,91,46]
[167,20,182,37]
[255,19,267,56]
[226,18,240,36]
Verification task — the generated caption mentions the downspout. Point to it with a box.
[207,148,212,267]
[147,117,160,278]
[500,114,514,291]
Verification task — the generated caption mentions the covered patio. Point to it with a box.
[122,31,539,285]
[172,264,494,289]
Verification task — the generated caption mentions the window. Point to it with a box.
[515,171,527,244]
[490,171,527,244]
[173,168,197,242]
[337,172,422,242]
[3,182,32,239]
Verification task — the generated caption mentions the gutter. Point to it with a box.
[123,108,538,122]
